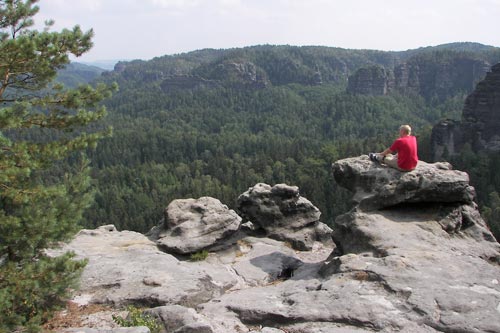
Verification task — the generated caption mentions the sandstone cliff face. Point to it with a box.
[461,62,500,151]
[51,159,500,333]
[347,57,490,100]
[432,63,500,160]
[346,66,393,95]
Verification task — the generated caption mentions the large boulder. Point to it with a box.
[237,183,334,250]
[332,156,475,210]
[148,197,242,254]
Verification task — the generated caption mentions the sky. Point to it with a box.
[34,0,500,63]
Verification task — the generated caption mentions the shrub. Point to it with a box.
[112,306,161,333]
[190,250,209,261]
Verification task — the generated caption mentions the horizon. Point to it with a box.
[77,41,498,68]
[35,0,500,63]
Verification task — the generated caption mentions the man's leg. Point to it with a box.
[383,154,400,170]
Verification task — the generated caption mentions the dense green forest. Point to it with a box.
[66,44,500,239]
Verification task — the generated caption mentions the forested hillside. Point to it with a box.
[76,43,500,236]
[56,62,105,88]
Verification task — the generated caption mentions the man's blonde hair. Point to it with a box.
[399,125,412,135]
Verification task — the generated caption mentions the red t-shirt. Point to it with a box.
[390,135,418,170]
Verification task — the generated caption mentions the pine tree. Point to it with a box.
[0,1,116,331]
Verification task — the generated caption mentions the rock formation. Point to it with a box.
[347,57,490,101]
[52,168,500,332]
[332,157,476,211]
[347,65,394,96]
[237,183,334,250]
[432,63,500,160]
[148,196,241,254]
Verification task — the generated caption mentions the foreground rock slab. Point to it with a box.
[53,225,237,307]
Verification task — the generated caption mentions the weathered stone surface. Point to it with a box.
[64,328,149,333]
[145,305,214,333]
[237,183,334,250]
[332,156,475,210]
[51,225,237,307]
[54,159,500,333]
[149,196,242,254]
[321,207,500,332]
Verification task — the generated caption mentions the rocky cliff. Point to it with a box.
[49,157,500,333]
[432,63,500,160]
[347,57,490,101]
[346,66,394,96]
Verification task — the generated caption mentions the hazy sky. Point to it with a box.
[35,0,500,62]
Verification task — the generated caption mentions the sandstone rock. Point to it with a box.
[54,159,500,333]
[320,207,500,332]
[461,62,500,152]
[149,197,242,254]
[51,226,237,307]
[332,156,475,210]
[430,119,462,161]
[432,62,500,160]
[64,328,149,333]
[145,305,214,333]
[237,183,334,250]
[349,57,490,102]
[347,65,393,96]
[198,158,500,333]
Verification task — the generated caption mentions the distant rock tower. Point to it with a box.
[431,63,500,161]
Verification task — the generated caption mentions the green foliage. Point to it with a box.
[449,148,500,240]
[112,306,161,333]
[190,250,209,261]
[0,1,115,331]
[482,192,500,241]
[69,42,500,239]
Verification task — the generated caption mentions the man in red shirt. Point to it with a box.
[370,125,418,171]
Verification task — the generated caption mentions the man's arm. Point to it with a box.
[380,147,393,156]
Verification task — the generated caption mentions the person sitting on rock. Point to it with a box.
[369,124,418,171]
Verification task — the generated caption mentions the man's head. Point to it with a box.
[399,124,412,136]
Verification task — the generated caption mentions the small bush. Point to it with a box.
[190,250,209,261]
[112,306,161,333]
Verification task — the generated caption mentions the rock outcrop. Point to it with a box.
[52,166,500,333]
[347,57,490,101]
[461,62,500,152]
[332,156,476,210]
[237,183,334,250]
[148,196,241,254]
[432,62,500,160]
[347,65,394,96]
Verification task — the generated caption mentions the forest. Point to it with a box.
[57,43,500,239]
[3,2,498,331]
